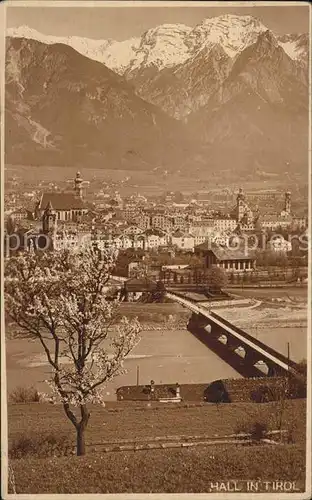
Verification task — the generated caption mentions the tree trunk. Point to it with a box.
[76,425,86,456]
[76,404,90,456]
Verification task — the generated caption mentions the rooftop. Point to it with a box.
[38,192,86,211]
[195,242,255,261]
[144,228,166,237]
[172,230,193,238]
[260,213,293,222]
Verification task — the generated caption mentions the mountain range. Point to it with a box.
[5,15,309,177]
[6,36,199,171]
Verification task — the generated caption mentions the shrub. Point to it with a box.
[296,359,307,378]
[288,376,307,398]
[250,377,299,404]
[206,265,228,290]
[234,420,268,442]
[251,385,275,403]
[9,432,73,459]
[250,422,268,442]
[10,436,36,459]
[286,422,298,444]
[9,386,41,403]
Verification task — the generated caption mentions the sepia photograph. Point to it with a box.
[1,0,311,497]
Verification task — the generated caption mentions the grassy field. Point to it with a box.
[7,399,307,493]
[10,445,306,494]
[8,399,307,447]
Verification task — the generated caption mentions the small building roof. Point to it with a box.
[172,230,193,238]
[124,276,158,292]
[125,277,157,286]
[144,228,166,237]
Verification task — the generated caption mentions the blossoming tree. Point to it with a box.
[5,246,141,455]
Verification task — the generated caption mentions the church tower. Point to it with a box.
[237,187,245,202]
[42,201,57,235]
[284,191,291,215]
[74,171,83,199]
[236,188,245,222]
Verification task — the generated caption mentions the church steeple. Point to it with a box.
[237,187,245,203]
[74,171,83,199]
[42,201,56,235]
[236,188,245,222]
[284,191,291,215]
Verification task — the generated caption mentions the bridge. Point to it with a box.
[166,291,302,379]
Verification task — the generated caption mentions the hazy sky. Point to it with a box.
[6,5,310,40]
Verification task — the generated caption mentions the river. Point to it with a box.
[5,286,308,401]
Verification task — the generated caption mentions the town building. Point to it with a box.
[123,225,144,236]
[211,231,232,246]
[9,208,32,222]
[260,214,293,230]
[143,229,168,250]
[150,213,173,232]
[123,207,138,222]
[213,218,238,231]
[232,188,258,225]
[195,242,256,272]
[136,213,151,230]
[259,191,307,231]
[237,222,256,232]
[170,230,195,251]
[291,216,308,230]
[54,228,92,251]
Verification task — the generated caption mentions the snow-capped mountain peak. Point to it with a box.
[127,23,193,73]
[6,15,308,76]
[277,33,308,62]
[6,25,114,63]
[123,15,273,75]
[188,15,268,58]
[7,25,41,40]
[6,25,142,73]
